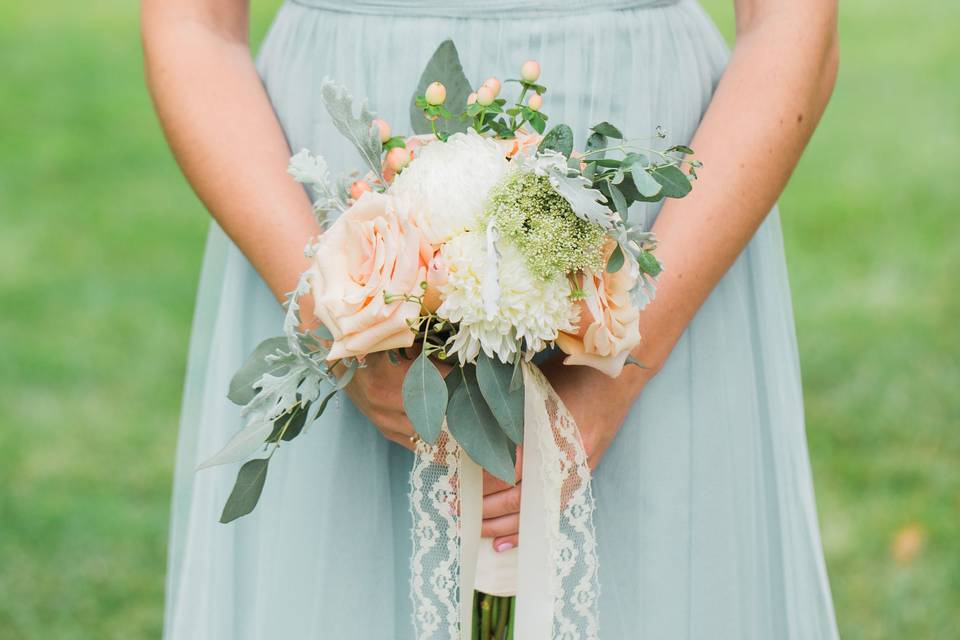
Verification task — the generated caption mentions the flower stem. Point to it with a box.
[494,596,511,639]
[480,594,493,638]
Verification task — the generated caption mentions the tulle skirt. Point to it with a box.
[163,0,839,637]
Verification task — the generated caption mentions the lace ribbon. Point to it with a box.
[409,362,600,639]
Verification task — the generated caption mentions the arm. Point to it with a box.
[141,0,317,302]
[483,0,839,548]
[142,0,416,445]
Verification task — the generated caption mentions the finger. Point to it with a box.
[492,534,518,553]
[480,513,519,539]
[483,471,513,496]
[482,483,522,520]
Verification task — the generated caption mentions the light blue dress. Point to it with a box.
[163,1,840,637]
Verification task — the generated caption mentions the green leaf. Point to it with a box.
[591,121,624,139]
[228,337,289,405]
[637,249,663,276]
[585,132,607,159]
[538,124,574,157]
[651,164,692,198]
[509,356,523,393]
[667,144,694,154]
[220,458,270,524]
[446,366,516,484]
[409,40,472,135]
[402,352,448,444]
[476,354,524,445]
[267,404,308,443]
[528,112,547,134]
[383,136,407,151]
[629,166,663,198]
[608,183,628,218]
[606,243,626,273]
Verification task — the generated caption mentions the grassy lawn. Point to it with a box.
[0,1,956,638]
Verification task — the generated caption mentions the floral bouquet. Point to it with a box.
[199,40,698,639]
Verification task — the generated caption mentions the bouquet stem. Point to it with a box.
[473,591,516,639]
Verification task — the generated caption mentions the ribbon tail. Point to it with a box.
[458,447,483,638]
[514,361,560,639]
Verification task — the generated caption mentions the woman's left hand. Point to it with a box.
[480,358,653,551]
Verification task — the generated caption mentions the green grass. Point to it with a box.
[0,1,956,638]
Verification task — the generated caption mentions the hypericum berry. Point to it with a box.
[385,146,410,172]
[372,119,391,143]
[425,81,446,106]
[528,93,543,111]
[349,180,372,200]
[482,76,501,97]
[476,85,495,106]
[520,60,541,83]
[467,92,478,105]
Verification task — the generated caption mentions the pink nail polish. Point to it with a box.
[495,542,514,553]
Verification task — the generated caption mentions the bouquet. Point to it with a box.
[199,40,699,639]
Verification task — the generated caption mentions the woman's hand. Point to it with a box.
[481,453,523,552]
[341,352,418,451]
[341,350,453,451]
[480,358,654,552]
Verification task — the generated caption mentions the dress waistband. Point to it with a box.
[287,0,680,18]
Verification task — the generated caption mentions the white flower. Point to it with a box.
[437,231,578,364]
[388,130,510,244]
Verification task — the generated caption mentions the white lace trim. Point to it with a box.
[408,362,600,639]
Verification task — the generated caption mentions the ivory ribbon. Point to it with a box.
[410,361,598,640]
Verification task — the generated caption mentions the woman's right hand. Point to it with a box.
[340,352,420,451]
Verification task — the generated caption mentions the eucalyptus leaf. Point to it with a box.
[228,337,290,406]
[219,458,270,524]
[606,243,626,273]
[476,354,524,445]
[509,356,523,393]
[197,419,273,470]
[320,80,383,177]
[629,166,663,198]
[409,40,472,135]
[446,366,516,484]
[591,121,624,139]
[586,132,607,159]
[267,404,308,443]
[608,183,628,218]
[402,352,448,444]
[538,124,574,157]
[651,164,693,198]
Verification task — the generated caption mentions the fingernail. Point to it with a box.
[495,542,514,553]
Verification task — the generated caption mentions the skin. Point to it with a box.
[143,0,838,553]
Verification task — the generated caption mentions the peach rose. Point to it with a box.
[556,241,641,377]
[500,128,542,160]
[310,191,431,361]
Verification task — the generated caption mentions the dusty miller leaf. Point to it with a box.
[320,79,383,177]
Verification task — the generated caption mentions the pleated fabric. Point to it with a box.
[162,1,840,637]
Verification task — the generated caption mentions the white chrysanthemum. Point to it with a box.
[437,231,578,364]
[388,130,511,244]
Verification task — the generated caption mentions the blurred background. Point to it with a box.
[0,0,957,638]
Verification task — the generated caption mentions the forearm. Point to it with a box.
[619,1,839,392]
[141,1,319,304]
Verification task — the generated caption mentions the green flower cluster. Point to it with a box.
[486,171,606,280]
